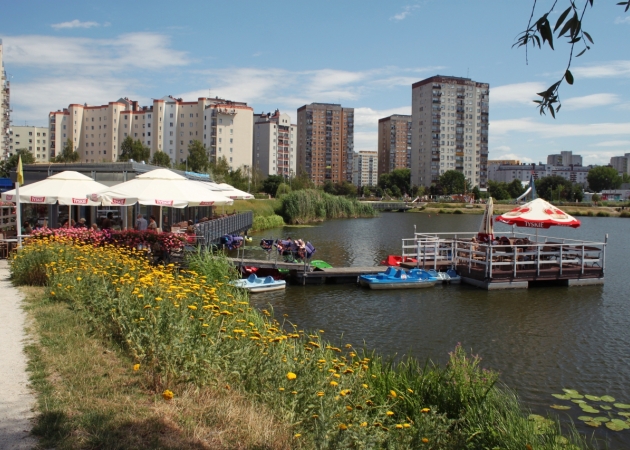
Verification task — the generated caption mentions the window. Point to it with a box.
[219,118,223,124]
[170,113,173,118]
[170,131,173,136]
[170,122,173,127]
[190,114,193,118]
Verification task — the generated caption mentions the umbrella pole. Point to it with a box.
[159,206,163,232]
[69,204,72,228]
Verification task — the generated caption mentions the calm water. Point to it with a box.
[246,213,629,448]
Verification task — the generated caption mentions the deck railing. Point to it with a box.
[196,211,253,245]
[401,231,606,279]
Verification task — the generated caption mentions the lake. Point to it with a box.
[246,212,630,448]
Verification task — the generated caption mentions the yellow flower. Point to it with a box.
[50,291,55,296]
[403,423,411,428]
[360,422,367,427]
[362,384,368,389]
[390,390,397,398]
[286,372,297,380]
[422,437,429,443]
[407,388,414,393]
[294,434,301,438]
[339,423,348,430]
[386,411,394,416]
[279,387,285,392]
[187,305,197,310]
[346,405,353,411]
[395,424,403,429]
[330,381,338,387]
[421,407,430,413]
[76,277,82,281]
[317,391,325,397]
[133,364,140,371]
[162,389,174,400]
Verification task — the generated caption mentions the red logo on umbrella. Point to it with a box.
[30,196,45,202]
[112,198,126,205]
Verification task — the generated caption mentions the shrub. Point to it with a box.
[453,209,463,214]
[251,214,285,231]
[587,211,594,217]
[279,189,376,224]
[596,211,610,217]
[619,211,630,218]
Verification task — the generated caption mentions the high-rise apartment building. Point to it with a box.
[0,39,11,159]
[377,114,411,176]
[411,75,489,188]
[296,103,354,185]
[352,150,378,188]
[49,96,253,170]
[611,153,630,176]
[547,151,582,167]
[9,126,49,162]
[253,110,297,178]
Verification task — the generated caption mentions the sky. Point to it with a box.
[1,0,629,166]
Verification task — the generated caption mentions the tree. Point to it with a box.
[0,149,35,178]
[52,138,80,163]
[119,137,150,163]
[535,175,583,201]
[150,151,171,168]
[186,140,209,173]
[438,170,467,195]
[471,186,482,200]
[322,180,336,194]
[378,168,411,196]
[291,172,315,191]
[506,179,526,199]
[487,180,510,201]
[275,183,292,197]
[119,136,134,161]
[515,2,629,117]
[335,181,357,197]
[208,156,230,183]
[262,175,285,197]
[587,166,622,192]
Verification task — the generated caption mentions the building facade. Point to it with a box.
[488,159,520,166]
[49,96,253,170]
[488,163,592,188]
[9,126,49,162]
[547,151,582,167]
[610,154,630,176]
[1,39,11,159]
[296,103,354,186]
[252,110,297,178]
[411,75,489,188]
[377,114,411,176]
[352,150,378,188]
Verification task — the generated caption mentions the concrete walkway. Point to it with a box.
[0,260,37,450]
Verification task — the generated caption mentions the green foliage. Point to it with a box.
[280,189,376,223]
[471,186,482,200]
[378,169,411,196]
[0,148,35,178]
[487,180,511,201]
[438,170,468,195]
[150,151,171,168]
[536,175,583,201]
[587,166,622,192]
[118,137,150,163]
[261,175,285,197]
[507,179,526,199]
[251,214,285,231]
[186,140,209,173]
[275,183,291,197]
[52,139,80,163]
[322,180,358,197]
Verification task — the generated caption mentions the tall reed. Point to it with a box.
[280,189,376,224]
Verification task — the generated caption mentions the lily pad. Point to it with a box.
[528,414,545,421]
[550,405,571,410]
[562,389,579,395]
[605,421,626,431]
[600,395,616,402]
[581,407,599,414]
[592,417,609,422]
[578,416,594,421]
[600,405,612,411]
[584,421,600,427]
[552,393,572,400]
[585,394,601,401]
[571,399,586,404]
[610,419,630,430]
[614,403,630,409]
[618,412,630,417]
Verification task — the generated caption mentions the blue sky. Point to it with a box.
[1,0,629,165]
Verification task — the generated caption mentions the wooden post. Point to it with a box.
[536,244,540,276]
[559,244,563,276]
[581,245,585,276]
[489,246,493,279]
[602,234,607,275]
[434,241,437,271]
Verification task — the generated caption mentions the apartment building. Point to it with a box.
[296,103,354,186]
[9,126,49,162]
[49,96,253,170]
[352,150,378,188]
[411,75,489,188]
[488,159,520,166]
[0,39,11,158]
[547,151,582,166]
[377,114,411,176]
[252,110,297,178]
[610,154,630,176]
[489,163,592,188]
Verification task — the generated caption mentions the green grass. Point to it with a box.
[231,198,282,217]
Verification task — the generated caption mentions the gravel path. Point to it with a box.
[0,260,37,450]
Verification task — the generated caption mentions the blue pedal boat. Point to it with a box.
[426,268,461,284]
[358,267,438,290]
[230,274,287,293]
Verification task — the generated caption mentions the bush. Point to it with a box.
[279,189,376,224]
[587,211,594,217]
[596,211,610,217]
[619,211,630,218]
[251,214,285,231]
[453,209,463,214]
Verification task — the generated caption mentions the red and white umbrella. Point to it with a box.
[496,198,580,229]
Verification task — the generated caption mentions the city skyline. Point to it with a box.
[1,1,629,166]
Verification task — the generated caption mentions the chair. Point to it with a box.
[0,232,8,259]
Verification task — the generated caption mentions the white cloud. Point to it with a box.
[614,16,630,24]
[354,131,378,151]
[491,118,630,138]
[354,106,411,128]
[491,82,546,106]
[563,93,619,110]
[51,20,100,30]
[390,4,422,21]
[572,61,630,78]
[593,140,630,148]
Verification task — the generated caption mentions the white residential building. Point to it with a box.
[9,126,50,162]
[253,110,297,178]
[411,75,489,188]
[488,163,592,188]
[547,151,582,166]
[352,150,378,187]
[610,154,630,176]
[49,96,253,170]
[1,39,11,159]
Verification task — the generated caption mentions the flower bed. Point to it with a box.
[29,228,186,251]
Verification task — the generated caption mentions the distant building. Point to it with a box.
[49,96,253,170]
[0,39,11,159]
[377,114,411,176]
[547,151,582,166]
[9,126,50,162]
[488,159,520,166]
[352,150,378,188]
[610,154,630,176]
[411,75,489,188]
[252,110,297,178]
[296,103,354,186]
[488,162,592,188]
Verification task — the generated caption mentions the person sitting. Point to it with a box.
[75,218,87,229]
[22,221,33,235]
[162,215,171,233]
[135,214,147,231]
[148,215,158,232]
[91,223,99,231]
[102,212,114,230]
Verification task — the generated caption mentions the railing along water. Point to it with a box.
[196,211,253,246]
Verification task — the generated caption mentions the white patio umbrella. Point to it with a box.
[93,169,233,229]
[477,197,494,243]
[216,183,254,200]
[1,171,108,227]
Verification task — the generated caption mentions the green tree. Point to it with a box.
[0,149,35,178]
[506,179,526,199]
[208,156,231,183]
[150,151,171,168]
[52,138,80,163]
[471,186,482,200]
[275,183,292,197]
[487,180,510,200]
[438,170,467,195]
[262,175,285,197]
[118,137,149,163]
[587,166,622,192]
[118,136,134,161]
[535,175,584,201]
[290,172,315,191]
[378,168,411,196]
[516,2,629,117]
[186,140,209,173]
[335,181,357,197]
[322,180,336,194]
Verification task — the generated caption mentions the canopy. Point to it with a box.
[93,169,234,208]
[477,197,494,242]
[1,171,107,206]
[216,183,254,200]
[495,198,580,229]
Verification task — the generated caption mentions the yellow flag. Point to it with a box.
[17,155,24,185]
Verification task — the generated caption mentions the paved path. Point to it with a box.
[0,260,37,450]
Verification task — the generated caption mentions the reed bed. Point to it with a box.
[11,239,589,449]
[252,214,285,231]
[280,189,376,224]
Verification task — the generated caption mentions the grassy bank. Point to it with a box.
[406,202,627,217]
[280,190,376,224]
[12,236,589,449]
